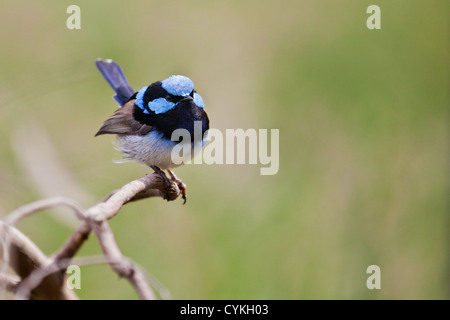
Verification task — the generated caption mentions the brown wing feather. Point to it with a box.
[95,100,152,136]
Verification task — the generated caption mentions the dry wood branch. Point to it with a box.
[91,219,157,300]
[5,197,85,225]
[0,221,78,300]
[0,173,180,299]
[0,273,20,294]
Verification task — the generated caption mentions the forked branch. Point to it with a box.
[0,173,180,300]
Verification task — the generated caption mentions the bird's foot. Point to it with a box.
[167,169,187,205]
[151,166,186,204]
[151,166,171,198]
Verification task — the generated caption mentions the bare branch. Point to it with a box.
[0,221,78,300]
[14,255,112,299]
[51,173,179,265]
[87,173,179,222]
[15,255,161,300]
[0,273,20,294]
[51,222,91,262]
[5,197,85,225]
[92,219,157,299]
[1,172,180,299]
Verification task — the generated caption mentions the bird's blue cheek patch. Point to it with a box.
[194,92,205,108]
[148,98,176,114]
[135,86,148,113]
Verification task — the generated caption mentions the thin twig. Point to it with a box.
[14,255,161,300]
[0,273,20,294]
[0,221,78,300]
[1,197,84,299]
[5,197,85,225]
[51,222,91,262]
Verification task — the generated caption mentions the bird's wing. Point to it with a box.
[95,100,152,136]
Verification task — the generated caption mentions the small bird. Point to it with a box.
[95,59,209,203]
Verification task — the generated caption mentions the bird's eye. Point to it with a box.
[165,94,174,102]
[189,90,195,98]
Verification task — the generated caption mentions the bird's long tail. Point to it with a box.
[95,58,135,107]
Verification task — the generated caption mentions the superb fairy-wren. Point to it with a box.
[95,59,209,203]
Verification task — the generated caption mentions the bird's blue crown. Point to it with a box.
[135,75,204,115]
[162,75,194,96]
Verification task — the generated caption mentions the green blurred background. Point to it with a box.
[0,0,448,299]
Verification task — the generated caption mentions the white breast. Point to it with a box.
[115,130,205,170]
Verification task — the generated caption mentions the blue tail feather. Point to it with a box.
[95,59,135,107]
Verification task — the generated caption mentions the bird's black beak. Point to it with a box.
[180,95,194,102]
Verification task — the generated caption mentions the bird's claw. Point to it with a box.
[168,169,187,205]
[178,182,187,205]
[151,166,187,204]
